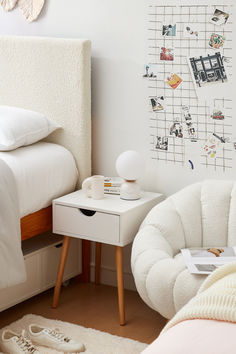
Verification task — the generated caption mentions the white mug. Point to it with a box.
[82,175,104,200]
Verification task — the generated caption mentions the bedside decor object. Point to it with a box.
[82,175,104,200]
[115,151,144,200]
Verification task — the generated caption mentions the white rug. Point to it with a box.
[0,314,147,354]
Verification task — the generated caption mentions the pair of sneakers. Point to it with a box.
[1,324,85,353]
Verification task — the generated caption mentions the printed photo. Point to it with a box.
[211,107,225,120]
[155,136,168,151]
[150,96,165,112]
[169,122,183,138]
[210,9,229,26]
[162,24,176,36]
[143,64,157,78]
[160,47,174,61]
[189,52,227,88]
[182,105,192,121]
[203,135,221,159]
[166,73,182,89]
[209,33,225,49]
[183,24,199,38]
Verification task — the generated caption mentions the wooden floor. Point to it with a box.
[0,280,167,344]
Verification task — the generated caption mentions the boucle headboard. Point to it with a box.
[0,36,91,186]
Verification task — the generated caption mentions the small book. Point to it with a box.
[181,247,236,274]
[104,177,123,187]
[104,186,121,195]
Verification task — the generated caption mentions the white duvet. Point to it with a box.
[0,159,26,289]
[0,142,78,289]
[0,142,78,217]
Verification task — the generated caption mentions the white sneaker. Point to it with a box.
[28,324,85,353]
[1,329,40,354]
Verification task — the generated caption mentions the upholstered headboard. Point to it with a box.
[0,36,91,186]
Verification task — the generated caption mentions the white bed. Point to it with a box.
[0,142,78,217]
[0,36,91,288]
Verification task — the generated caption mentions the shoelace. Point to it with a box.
[45,329,70,343]
[16,330,37,353]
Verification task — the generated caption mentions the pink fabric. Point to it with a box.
[142,319,236,354]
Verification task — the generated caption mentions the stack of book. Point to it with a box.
[104,177,123,195]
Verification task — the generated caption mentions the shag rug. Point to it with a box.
[0,314,147,354]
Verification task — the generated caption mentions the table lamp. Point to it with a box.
[115,150,144,200]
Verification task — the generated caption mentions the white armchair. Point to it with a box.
[131,180,236,319]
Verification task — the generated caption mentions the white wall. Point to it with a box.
[0,0,235,290]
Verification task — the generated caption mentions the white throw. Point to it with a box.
[0,159,26,289]
[163,262,236,332]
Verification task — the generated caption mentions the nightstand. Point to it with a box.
[52,190,164,325]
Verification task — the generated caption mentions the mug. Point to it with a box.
[82,175,104,200]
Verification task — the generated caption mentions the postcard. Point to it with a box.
[155,136,168,151]
[160,47,174,61]
[203,134,222,159]
[169,121,183,138]
[187,51,230,99]
[162,24,176,37]
[166,73,182,89]
[183,23,199,38]
[143,64,157,78]
[210,9,229,26]
[211,107,225,120]
[150,96,165,112]
[209,33,225,49]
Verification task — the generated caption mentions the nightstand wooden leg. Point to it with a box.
[95,242,102,285]
[116,246,125,326]
[52,236,71,308]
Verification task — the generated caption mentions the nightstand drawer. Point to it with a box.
[53,204,120,243]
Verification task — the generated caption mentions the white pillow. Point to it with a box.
[0,106,61,151]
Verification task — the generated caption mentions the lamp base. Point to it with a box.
[120,180,141,200]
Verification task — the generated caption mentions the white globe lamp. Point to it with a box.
[115,150,145,200]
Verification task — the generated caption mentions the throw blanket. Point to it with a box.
[163,262,236,332]
[0,159,26,289]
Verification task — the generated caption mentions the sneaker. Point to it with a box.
[1,329,40,354]
[28,324,85,353]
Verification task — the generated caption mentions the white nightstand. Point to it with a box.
[52,190,164,325]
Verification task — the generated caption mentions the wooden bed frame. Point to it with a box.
[20,206,91,282]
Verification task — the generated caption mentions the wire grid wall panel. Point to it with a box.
[148,3,233,171]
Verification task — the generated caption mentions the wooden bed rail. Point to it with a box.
[20,206,52,241]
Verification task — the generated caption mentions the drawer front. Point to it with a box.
[53,204,120,244]
[0,254,41,311]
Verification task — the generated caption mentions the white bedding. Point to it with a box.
[0,159,26,289]
[0,142,78,217]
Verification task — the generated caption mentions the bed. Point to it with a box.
[0,36,91,282]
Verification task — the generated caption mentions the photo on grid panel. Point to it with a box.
[210,8,229,26]
[162,24,177,36]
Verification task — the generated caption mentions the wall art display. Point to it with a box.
[147,2,233,172]
[210,8,229,26]
[155,136,168,151]
[166,73,182,89]
[160,47,174,61]
[187,51,231,100]
[143,64,157,78]
[183,24,199,38]
[150,96,165,112]
[211,107,225,120]
[209,33,225,49]
[162,24,176,36]
[169,122,183,138]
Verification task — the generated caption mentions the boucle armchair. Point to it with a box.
[131,180,236,319]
